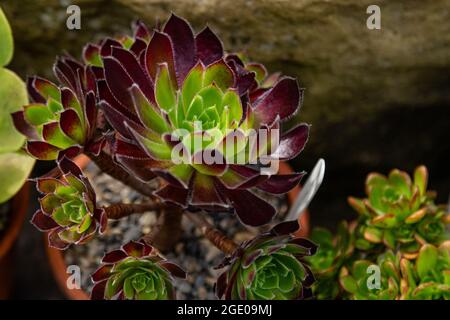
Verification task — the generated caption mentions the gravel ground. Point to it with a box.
[64,163,288,299]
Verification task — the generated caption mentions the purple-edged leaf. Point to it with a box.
[111,46,155,102]
[122,241,145,258]
[253,77,301,124]
[125,122,172,160]
[91,264,112,282]
[98,209,107,234]
[155,62,177,111]
[91,279,107,300]
[129,84,169,134]
[100,38,122,57]
[153,164,193,189]
[204,59,234,91]
[11,111,39,140]
[242,249,263,268]
[53,58,77,92]
[196,26,223,66]
[133,20,151,42]
[215,272,227,298]
[31,210,58,231]
[83,43,102,66]
[271,123,309,160]
[102,56,135,108]
[271,220,300,236]
[246,63,268,83]
[191,150,228,177]
[98,100,135,139]
[190,173,227,207]
[42,121,75,149]
[256,172,305,194]
[26,141,60,160]
[224,189,276,226]
[102,249,128,263]
[60,108,85,144]
[32,77,61,102]
[84,91,97,135]
[289,238,318,255]
[160,261,187,279]
[57,145,82,160]
[27,77,46,103]
[36,178,64,194]
[129,38,147,58]
[163,14,196,85]
[48,229,70,250]
[154,184,188,207]
[145,31,177,87]
[220,165,261,189]
[61,87,83,119]
[58,156,83,177]
[116,156,159,182]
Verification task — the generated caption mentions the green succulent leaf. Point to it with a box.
[0,7,13,67]
[0,151,35,203]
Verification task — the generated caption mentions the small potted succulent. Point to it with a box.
[308,166,450,300]
[13,14,316,300]
[0,7,35,299]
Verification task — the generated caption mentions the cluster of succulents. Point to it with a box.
[12,13,316,300]
[308,166,450,300]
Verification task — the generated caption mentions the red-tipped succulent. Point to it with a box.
[31,157,106,249]
[215,221,317,300]
[91,240,186,300]
[12,56,103,160]
[96,14,309,226]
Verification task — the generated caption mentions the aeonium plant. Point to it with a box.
[14,14,318,300]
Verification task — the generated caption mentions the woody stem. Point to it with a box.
[104,202,164,220]
[185,212,238,255]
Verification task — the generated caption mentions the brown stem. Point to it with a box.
[104,202,164,220]
[88,151,155,197]
[142,206,183,252]
[185,212,238,255]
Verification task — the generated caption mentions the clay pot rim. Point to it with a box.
[46,155,309,300]
[0,182,30,259]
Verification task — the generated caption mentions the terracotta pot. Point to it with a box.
[0,182,30,299]
[46,155,310,300]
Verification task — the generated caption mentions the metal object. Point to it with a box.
[285,158,325,221]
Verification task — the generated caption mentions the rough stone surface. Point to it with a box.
[2,0,450,224]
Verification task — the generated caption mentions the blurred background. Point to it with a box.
[1,0,449,298]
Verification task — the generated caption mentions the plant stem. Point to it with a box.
[88,151,155,197]
[142,206,183,252]
[104,202,164,220]
[185,212,238,255]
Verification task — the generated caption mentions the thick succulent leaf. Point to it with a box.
[272,220,300,236]
[60,108,85,144]
[0,69,29,152]
[125,123,172,160]
[182,62,205,110]
[133,20,151,42]
[253,77,301,124]
[58,156,83,177]
[223,188,276,226]
[82,43,102,66]
[163,14,196,85]
[30,209,58,231]
[270,123,309,160]
[11,110,39,140]
[23,103,54,126]
[246,63,268,83]
[416,244,438,280]
[130,84,169,134]
[204,59,234,91]
[61,87,83,120]
[102,249,128,263]
[26,141,60,160]
[190,173,227,207]
[160,261,187,279]
[413,165,428,196]
[154,184,189,207]
[91,279,107,300]
[155,62,177,111]
[32,77,61,102]
[111,46,154,102]
[42,121,75,149]
[256,172,305,194]
[145,31,177,87]
[102,56,135,107]
[122,241,145,258]
[0,7,13,66]
[196,27,223,66]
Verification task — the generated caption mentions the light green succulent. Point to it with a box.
[0,6,35,205]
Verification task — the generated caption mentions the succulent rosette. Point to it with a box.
[95,14,309,226]
[31,157,106,249]
[348,166,448,257]
[91,240,186,300]
[215,221,317,300]
[339,242,450,300]
[307,221,355,299]
[11,55,103,160]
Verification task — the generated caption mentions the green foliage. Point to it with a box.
[308,166,450,300]
[0,7,35,204]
